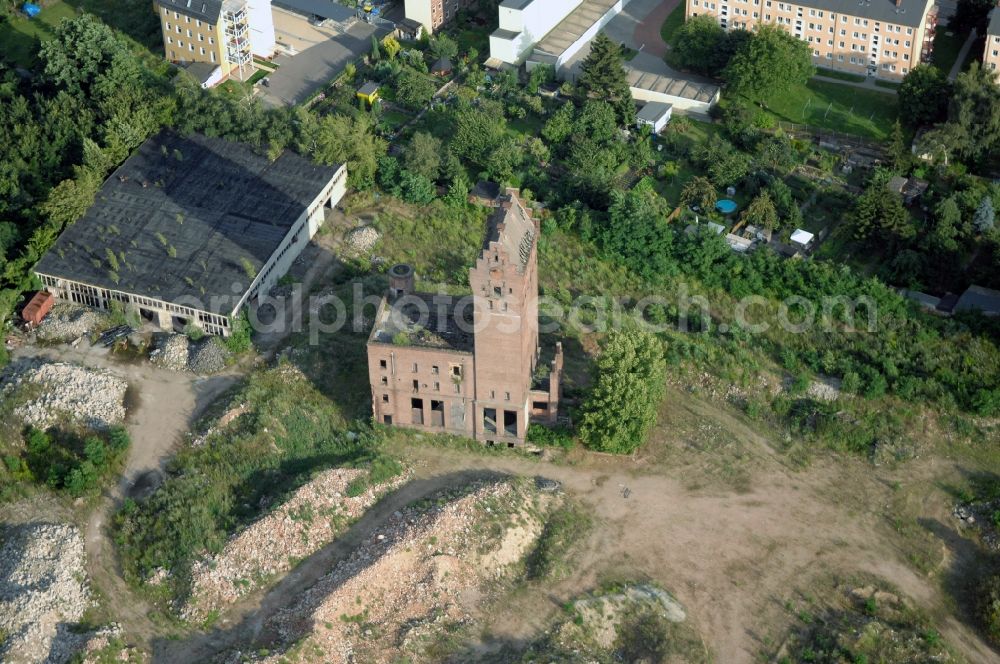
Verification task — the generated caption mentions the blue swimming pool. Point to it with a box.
[716,199,738,214]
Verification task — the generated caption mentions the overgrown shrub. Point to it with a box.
[16,425,130,498]
[113,368,396,607]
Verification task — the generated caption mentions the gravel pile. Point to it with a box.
[0,523,92,664]
[183,467,409,622]
[345,225,380,255]
[807,377,842,402]
[1,359,128,430]
[187,338,230,375]
[253,479,543,664]
[150,334,189,371]
[35,305,108,343]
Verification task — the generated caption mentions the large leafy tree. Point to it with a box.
[579,329,667,454]
[851,169,912,244]
[577,32,635,125]
[429,34,458,61]
[692,134,751,186]
[944,63,1000,164]
[742,191,778,230]
[403,131,442,181]
[600,187,676,279]
[680,176,717,211]
[898,64,951,128]
[306,114,387,189]
[669,15,728,76]
[450,99,508,170]
[724,25,814,103]
[394,68,436,110]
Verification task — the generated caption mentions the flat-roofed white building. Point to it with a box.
[489,0,584,65]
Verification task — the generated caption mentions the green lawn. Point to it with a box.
[751,79,898,140]
[0,1,78,68]
[932,30,964,73]
[874,79,901,90]
[660,3,685,47]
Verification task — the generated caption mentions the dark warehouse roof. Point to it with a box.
[35,130,342,315]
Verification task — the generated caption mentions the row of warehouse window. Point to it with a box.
[38,275,230,334]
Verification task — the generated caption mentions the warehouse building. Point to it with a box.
[35,130,346,336]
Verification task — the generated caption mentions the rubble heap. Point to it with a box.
[1,359,127,430]
[183,467,409,621]
[251,479,545,664]
[35,305,108,343]
[0,523,93,664]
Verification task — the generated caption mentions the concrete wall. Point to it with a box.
[404,0,435,34]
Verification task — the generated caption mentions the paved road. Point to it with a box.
[601,0,676,56]
[949,28,977,81]
[260,21,387,108]
[812,74,898,94]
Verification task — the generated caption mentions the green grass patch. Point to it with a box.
[747,79,898,140]
[874,79,901,90]
[369,200,487,287]
[246,68,268,86]
[525,500,593,580]
[932,30,964,73]
[814,67,866,83]
[660,2,686,47]
[0,1,78,68]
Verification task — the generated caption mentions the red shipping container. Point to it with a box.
[21,291,54,326]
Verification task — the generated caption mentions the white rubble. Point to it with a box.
[0,523,93,664]
[1,360,127,430]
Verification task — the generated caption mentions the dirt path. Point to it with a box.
[12,342,242,646]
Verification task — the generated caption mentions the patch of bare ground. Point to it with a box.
[236,478,550,664]
[389,389,999,663]
[181,468,411,623]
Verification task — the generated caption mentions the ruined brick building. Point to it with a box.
[366,190,562,446]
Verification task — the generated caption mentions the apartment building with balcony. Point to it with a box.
[985,8,1000,72]
[155,0,276,86]
[685,0,938,80]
